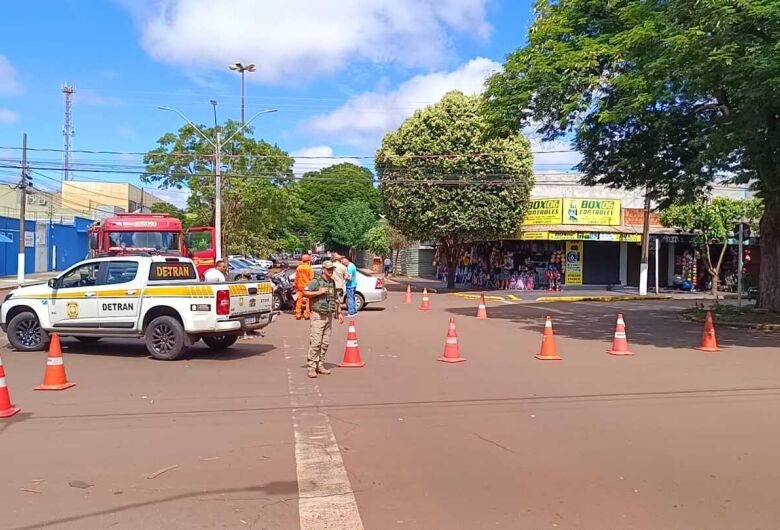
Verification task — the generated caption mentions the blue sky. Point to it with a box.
[0,0,578,208]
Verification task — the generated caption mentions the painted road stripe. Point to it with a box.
[284,337,364,530]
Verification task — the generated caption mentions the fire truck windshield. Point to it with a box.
[108,231,180,252]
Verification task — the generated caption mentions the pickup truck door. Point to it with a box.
[49,261,102,329]
[97,260,141,329]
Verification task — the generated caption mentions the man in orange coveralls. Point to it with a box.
[294,254,314,320]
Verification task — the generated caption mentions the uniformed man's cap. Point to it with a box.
[322,260,336,269]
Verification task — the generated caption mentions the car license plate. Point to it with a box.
[245,316,257,325]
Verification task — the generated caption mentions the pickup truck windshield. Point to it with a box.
[108,231,180,251]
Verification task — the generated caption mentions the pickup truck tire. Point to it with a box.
[8,311,49,352]
[75,336,101,344]
[145,316,187,360]
[203,334,239,351]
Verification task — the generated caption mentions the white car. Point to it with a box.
[289,265,387,312]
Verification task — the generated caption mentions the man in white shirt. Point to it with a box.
[203,260,228,282]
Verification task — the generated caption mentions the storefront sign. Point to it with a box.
[565,241,583,285]
[563,199,621,226]
[518,231,549,240]
[522,199,563,225]
[599,233,641,242]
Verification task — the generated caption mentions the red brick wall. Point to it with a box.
[623,208,662,226]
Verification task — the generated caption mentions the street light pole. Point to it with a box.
[158,105,276,262]
[228,63,256,125]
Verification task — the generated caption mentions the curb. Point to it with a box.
[683,312,780,332]
[448,293,507,302]
[534,295,673,303]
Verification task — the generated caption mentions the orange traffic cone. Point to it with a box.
[405,285,412,304]
[0,353,20,418]
[476,293,488,320]
[438,318,466,363]
[535,316,562,360]
[696,311,721,352]
[339,321,366,367]
[607,313,634,356]
[419,288,431,311]
[35,334,76,391]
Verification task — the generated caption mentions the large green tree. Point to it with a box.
[378,91,534,288]
[142,120,297,257]
[484,0,780,311]
[294,163,381,247]
[661,198,762,295]
[329,199,378,256]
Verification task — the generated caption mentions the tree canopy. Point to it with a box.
[484,0,780,310]
[329,199,378,254]
[378,90,534,287]
[362,223,391,257]
[294,163,380,248]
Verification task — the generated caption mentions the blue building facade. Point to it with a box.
[0,215,90,277]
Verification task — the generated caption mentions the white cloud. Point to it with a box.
[306,57,501,145]
[0,55,22,95]
[126,0,490,83]
[77,89,123,106]
[0,108,19,124]
[291,145,365,177]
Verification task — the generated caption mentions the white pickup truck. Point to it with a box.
[0,256,278,360]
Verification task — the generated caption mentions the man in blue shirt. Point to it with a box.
[342,257,359,317]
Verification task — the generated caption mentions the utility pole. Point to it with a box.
[158,105,276,262]
[215,130,222,261]
[18,134,28,284]
[639,187,651,296]
[228,63,256,125]
[61,83,75,182]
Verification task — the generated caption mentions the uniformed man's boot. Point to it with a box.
[307,368,317,378]
[316,366,331,375]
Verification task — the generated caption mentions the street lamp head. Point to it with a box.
[158,105,172,111]
[229,63,241,71]
[210,100,218,106]
[246,64,256,72]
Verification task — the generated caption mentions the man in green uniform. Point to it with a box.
[302,260,344,378]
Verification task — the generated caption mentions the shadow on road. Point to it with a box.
[446,302,779,350]
[9,481,300,530]
[59,339,277,361]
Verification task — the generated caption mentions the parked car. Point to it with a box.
[228,259,267,281]
[289,265,387,312]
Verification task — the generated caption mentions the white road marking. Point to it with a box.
[284,337,364,530]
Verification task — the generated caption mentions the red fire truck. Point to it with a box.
[87,213,217,277]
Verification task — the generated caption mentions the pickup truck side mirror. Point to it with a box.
[48,278,58,289]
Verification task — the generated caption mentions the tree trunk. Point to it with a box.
[440,241,460,289]
[758,199,780,313]
[393,248,400,276]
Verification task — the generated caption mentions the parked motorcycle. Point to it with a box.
[271,268,295,311]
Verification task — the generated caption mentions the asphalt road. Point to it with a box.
[1,293,779,529]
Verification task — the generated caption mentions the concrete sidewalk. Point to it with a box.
[0,271,58,290]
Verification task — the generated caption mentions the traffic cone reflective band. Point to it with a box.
[419,288,431,311]
[35,334,76,391]
[0,354,20,418]
[696,311,721,352]
[607,314,634,356]
[535,316,562,360]
[339,321,366,367]
[476,293,488,320]
[438,318,466,363]
[405,285,412,304]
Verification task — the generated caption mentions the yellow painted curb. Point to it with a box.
[448,293,506,302]
[535,295,673,303]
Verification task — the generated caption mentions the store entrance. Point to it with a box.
[583,241,620,285]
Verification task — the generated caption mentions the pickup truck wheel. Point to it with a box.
[8,311,49,352]
[203,334,239,351]
[145,316,187,360]
[272,292,282,311]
